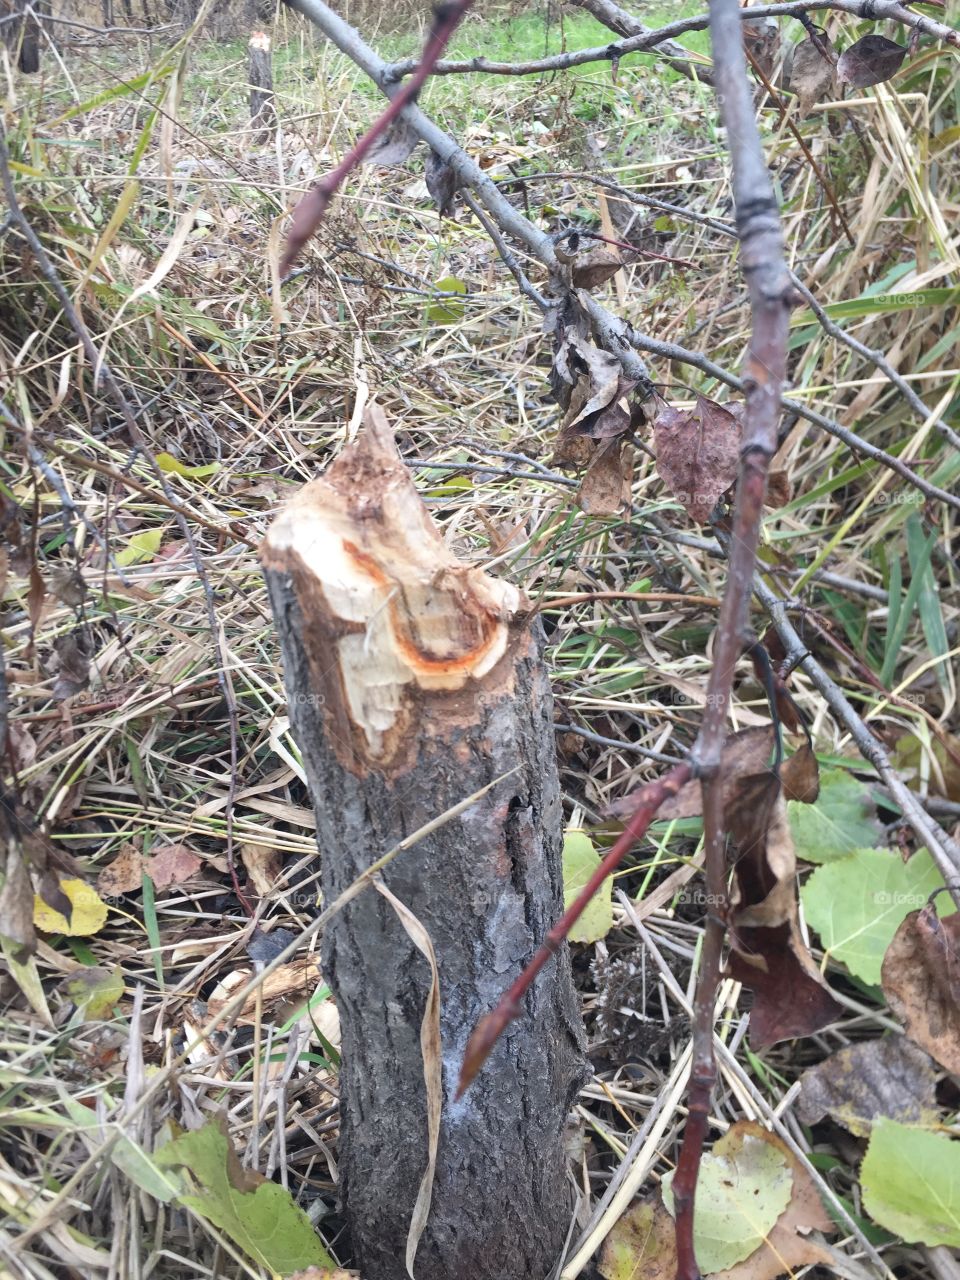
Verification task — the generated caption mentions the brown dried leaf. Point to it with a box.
[882,901,960,1075]
[743,18,781,82]
[145,843,202,890]
[50,565,87,607]
[790,33,836,116]
[729,922,844,1046]
[638,726,776,822]
[797,1037,938,1137]
[572,246,623,290]
[654,395,741,523]
[241,842,282,897]
[726,771,842,1045]
[425,149,458,218]
[96,843,145,897]
[50,630,91,701]
[837,35,907,90]
[765,469,792,508]
[578,440,632,515]
[781,742,819,803]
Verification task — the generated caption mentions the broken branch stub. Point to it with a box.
[260,405,587,1280]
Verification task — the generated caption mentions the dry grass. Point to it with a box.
[1,3,959,1278]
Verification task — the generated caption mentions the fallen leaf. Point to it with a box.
[710,1122,834,1279]
[155,1113,335,1273]
[801,847,955,984]
[882,900,960,1075]
[654,395,741,523]
[96,844,145,897]
[50,565,87,607]
[145,843,203,890]
[861,1119,960,1247]
[790,33,836,116]
[63,964,125,1021]
[788,767,882,863]
[662,1122,793,1272]
[837,35,907,90]
[33,878,108,936]
[563,829,614,943]
[240,843,282,897]
[797,1036,938,1137]
[599,1196,676,1280]
[425,275,467,324]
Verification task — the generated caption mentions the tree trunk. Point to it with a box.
[248,31,277,142]
[261,405,587,1280]
[2,0,40,73]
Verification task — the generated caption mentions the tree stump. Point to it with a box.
[261,406,587,1280]
[248,31,277,143]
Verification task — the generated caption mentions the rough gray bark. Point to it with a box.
[261,405,587,1280]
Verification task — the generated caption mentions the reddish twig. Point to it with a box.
[281,0,475,273]
[671,0,793,1274]
[456,761,692,1097]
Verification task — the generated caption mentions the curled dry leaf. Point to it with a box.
[240,842,282,897]
[797,1036,937,1137]
[654,395,741,524]
[571,246,624,290]
[743,18,781,82]
[51,630,92,701]
[837,35,907,90]
[364,115,420,166]
[578,439,632,516]
[789,33,836,116]
[425,149,458,218]
[726,770,842,1046]
[882,900,960,1075]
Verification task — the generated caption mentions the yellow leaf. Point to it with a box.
[34,879,109,936]
[115,528,163,566]
[155,452,220,479]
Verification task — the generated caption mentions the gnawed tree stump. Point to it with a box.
[261,406,587,1280]
[248,31,277,142]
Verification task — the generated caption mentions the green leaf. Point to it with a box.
[662,1124,793,1271]
[64,964,124,1021]
[906,513,951,698]
[155,452,220,479]
[801,847,954,984]
[115,528,163,566]
[861,1119,960,1247]
[155,1114,334,1273]
[791,285,960,327]
[562,830,613,944]
[788,767,882,863]
[425,276,467,324]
